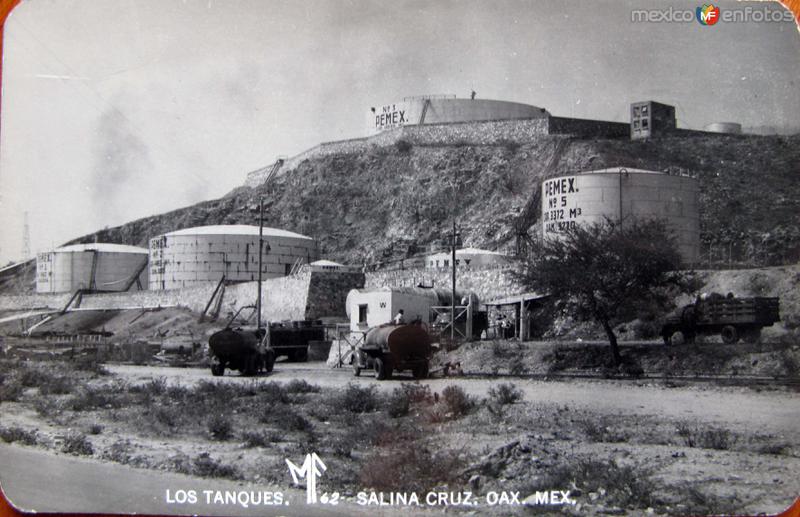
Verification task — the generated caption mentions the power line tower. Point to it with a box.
[22,211,31,261]
[19,212,32,293]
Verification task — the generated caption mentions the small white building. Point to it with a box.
[345,287,452,332]
[425,248,510,269]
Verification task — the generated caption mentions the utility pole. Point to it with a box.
[451,219,456,342]
[257,198,264,330]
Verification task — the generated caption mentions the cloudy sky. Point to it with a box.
[0,0,797,264]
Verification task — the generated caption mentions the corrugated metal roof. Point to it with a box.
[55,243,148,254]
[164,225,313,240]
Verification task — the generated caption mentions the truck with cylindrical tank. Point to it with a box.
[207,307,325,376]
[661,294,780,345]
[352,323,432,380]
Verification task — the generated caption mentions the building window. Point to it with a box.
[633,107,641,117]
[633,120,640,129]
[642,119,649,129]
[641,105,649,114]
[358,304,368,323]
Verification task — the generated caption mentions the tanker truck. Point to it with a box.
[352,323,432,380]
[207,306,325,376]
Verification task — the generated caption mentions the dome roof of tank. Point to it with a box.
[164,225,313,240]
[55,243,148,254]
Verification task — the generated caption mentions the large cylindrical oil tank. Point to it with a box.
[367,95,549,135]
[149,225,318,290]
[36,243,149,293]
[541,168,699,263]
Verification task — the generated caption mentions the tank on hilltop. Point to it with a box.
[367,94,550,135]
[36,243,149,293]
[148,225,318,290]
[541,167,700,263]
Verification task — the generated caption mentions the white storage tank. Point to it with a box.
[541,167,699,263]
[367,95,549,135]
[149,225,318,290]
[36,243,149,293]
[703,122,742,134]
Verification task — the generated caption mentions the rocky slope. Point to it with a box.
[68,133,799,267]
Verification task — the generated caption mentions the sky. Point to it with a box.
[0,0,798,264]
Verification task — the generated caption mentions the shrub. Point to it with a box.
[62,432,93,456]
[241,430,278,448]
[539,458,657,509]
[207,414,233,441]
[88,423,104,435]
[284,379,321,394]
[335,383,378,414]
[386,389,410,418]
[441,385,474,417]
[0,376,23,402]
[69,386,126,411]
[0,426,38,445]
[395,139,413,153]
[192,453,240,479]
[38,374,74,395]
[257,382,289,405]
[102,439,135,464]
[399,383,434,404]
[487,383,523,406]
[276,409,313,433]
[360,445,467,493]
[676,422,732,450]
[72,357,110,376]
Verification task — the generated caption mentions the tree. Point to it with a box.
[523,218,685,366]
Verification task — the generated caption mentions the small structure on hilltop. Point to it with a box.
[36,243,148,293]
[630,100,677,139]
[148,225,318,290]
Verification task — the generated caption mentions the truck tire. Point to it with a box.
[412,362,429,379]
[721,325,739,345]
[374,356,392,380]
[264,350,275,373]
[211,363,225,377]
[669,331,685,346]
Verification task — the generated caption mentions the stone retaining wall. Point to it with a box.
[0,269,364,325]
[364,265,524,303]
[245,114,631,187]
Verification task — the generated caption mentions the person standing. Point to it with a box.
[393,309,406,325]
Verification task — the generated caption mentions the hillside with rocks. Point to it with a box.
[67,133,800,267]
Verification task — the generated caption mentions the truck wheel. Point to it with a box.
[264,350,275,373]
[721,325,739,345]
[374,356,392,380]
[412,362,429,379]
[211,363,225,377]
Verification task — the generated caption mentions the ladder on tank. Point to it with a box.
[418,99,431,125]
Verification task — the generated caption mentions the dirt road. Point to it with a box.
[107,362,800,438]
